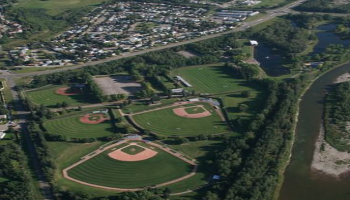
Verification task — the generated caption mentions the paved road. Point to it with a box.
[0,0,308,198]
[5,77,54,200]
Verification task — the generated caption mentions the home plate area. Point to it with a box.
[108,143,158,161]
[173,104,212,118]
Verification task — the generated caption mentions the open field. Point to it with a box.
[67,141,193,189]
[93,75,142,96]
[26,85,88,107]
[15,0,105,15]
[43,110,113,139]
[132,102,229,137]
[172,63,252,94]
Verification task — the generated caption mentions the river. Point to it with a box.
[278,24,350,200]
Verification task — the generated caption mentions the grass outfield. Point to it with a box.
[172,63,252,94]
[16,0,105,15]
[132,102,229,136]
[67,142,193,188]
[43,111,114,139]
[26,85,88,107]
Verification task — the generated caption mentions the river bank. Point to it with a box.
[312,125,350,176]
[311,72,350,177]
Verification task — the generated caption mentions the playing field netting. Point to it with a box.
[132,103,229,137]
[67,142,193,188]
[43,112,113,139]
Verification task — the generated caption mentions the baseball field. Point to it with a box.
[172,63,251,93]
[43,110,113,139]
[132,102,229,137]
[26,85,87,107]
[66,141,193,189]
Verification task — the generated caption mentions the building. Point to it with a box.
[0,132,5,139]
[250,40,258,46]
[175,76,192,87]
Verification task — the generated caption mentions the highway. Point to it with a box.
[0,0,308,199]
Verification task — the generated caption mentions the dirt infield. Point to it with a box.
[108,143,158,161]
[56,87,79,96]
[80,113,109,124]
[173,105,212,118]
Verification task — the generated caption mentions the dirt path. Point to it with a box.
[62,138,197,192]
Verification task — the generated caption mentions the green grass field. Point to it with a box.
[43,111,114,139]
[185,107,205,114]
[132,102,230,137]
[26,85,88,107]
[172,64,252,94]
[67,141,193,188]
[16,0,105,15]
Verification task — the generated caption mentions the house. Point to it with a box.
[0,115,7,120]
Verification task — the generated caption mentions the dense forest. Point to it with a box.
[324,81,350,152]
[0,143,34,200]
[295,0,350,13]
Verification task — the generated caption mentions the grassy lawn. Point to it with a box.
[251,0,288,8]
[26,85,89,107]
[67,141,193,188]
[43,111,114,139]
[132,102,230,137]
[16,0,105,16]
[0,176,8,183]
[218,89,265,119]
[166,140,223,160]
[244,13,266,22]
[122,99,177,114]
[171,63,252,94]
[12,67,63,74]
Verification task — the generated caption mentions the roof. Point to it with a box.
[250,40,258,45]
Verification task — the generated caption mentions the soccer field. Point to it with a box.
[172,64,251,94]
[132,102,230,137]
[67,142,193,188]
[43,111,113,139]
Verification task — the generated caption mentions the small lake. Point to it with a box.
[310,24,350,56]
[253,44,290,77]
